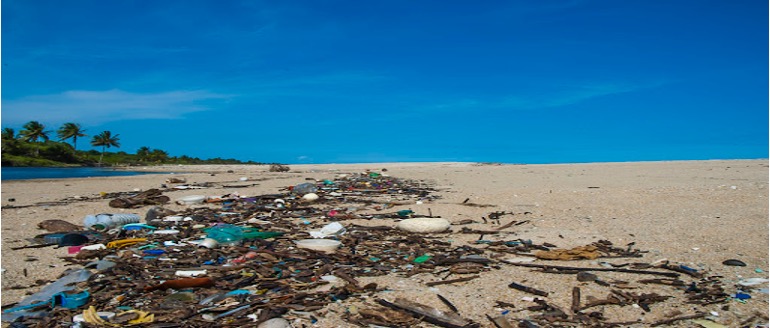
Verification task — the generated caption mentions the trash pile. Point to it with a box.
[3,171,768,327]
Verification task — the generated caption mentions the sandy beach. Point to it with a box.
[1,160,768,327]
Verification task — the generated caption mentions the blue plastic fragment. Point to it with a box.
[226,290,251,296]
[734,293,751,300]
[679,265,698,273]
[51,291,90,309]
[122,223,157,231]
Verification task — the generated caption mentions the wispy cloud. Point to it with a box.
[2,89,230,126]
[499,82,649,110]
[346,79,668,126]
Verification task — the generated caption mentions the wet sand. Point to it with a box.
[1,160,768,327]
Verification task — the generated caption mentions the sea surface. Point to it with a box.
[1,167,162,181]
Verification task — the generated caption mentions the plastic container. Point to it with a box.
[204,224,244,246]
[295,239,342,253]
[292,183,318,196]
[203,224,283,246]
[177,195,206,205]
[84,214,140,231]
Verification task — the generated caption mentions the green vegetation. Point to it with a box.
[2,121,265,167]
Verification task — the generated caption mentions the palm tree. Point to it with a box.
[19,121,50,142]
[136,146,151,162]
[2,128,17,153]
[19,121,51,156]
[90,131,120,165]
[57,123,87,150]
[1,128,15,140]
[149,149,169,163]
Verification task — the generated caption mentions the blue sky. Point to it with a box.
[3,0,767,164]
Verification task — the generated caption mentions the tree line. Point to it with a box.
[2,121,262,167]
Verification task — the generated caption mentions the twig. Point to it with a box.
[508,282,548,297]
[650,312,706,326]
[436,294,459,313]
[426,275,480,287]
[571,287,581,313]
[11,243,57,250]
[502,262,680,278]
[495,221,517,231]
[376,298,476,328]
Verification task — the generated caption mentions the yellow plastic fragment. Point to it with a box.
[106,238,147,249]
[82,306,154,326]
[125,310,155,324]
[82,306,118,327]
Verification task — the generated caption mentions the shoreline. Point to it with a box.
[1,159,767,327]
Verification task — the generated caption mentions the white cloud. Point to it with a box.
[2,89,230,126]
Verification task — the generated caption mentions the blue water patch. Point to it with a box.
[1,167,163,181]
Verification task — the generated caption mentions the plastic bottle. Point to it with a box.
[292,183,318,196]
[84,214,141,231]
[204,224,244,246]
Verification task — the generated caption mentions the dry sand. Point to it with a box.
[1,160,768,327]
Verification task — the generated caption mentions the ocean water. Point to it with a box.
[1,167,161,181]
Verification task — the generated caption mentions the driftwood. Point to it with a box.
[502,261,680,278]
[377,298,478,328]
[426,275,480,287]
[436,294,459,313]
[650,312,706,326]
[509,282,548,297]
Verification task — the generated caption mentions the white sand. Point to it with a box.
[1,160,767,327]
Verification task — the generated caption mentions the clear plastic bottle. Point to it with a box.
[84,214,140,231]
[292,183,318,196]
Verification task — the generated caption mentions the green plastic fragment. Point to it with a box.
[136,243,159,250]
[397,210,414,217]
[414,255,431,263]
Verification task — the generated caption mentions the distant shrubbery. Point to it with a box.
[2,121,268,167]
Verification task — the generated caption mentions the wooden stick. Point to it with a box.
[508,282,548,297]
[11,243,57,250]
[503,261,680,278]
[650,312,706,326]
[436,294,459,313]
[377,298,474,328]
[426,275,480,287]
[571,287,581,313]
[495,220,517,231]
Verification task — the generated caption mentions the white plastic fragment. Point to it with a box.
[738,278,769,286]
[258,318,291,328]
[81,244,107,251]
[175,270,207,277]
[397,217,450,233]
